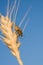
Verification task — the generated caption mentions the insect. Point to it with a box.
[0,0,30,65]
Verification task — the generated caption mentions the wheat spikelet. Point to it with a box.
[0,15,23,65]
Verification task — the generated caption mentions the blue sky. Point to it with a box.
[0,0,43,65]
